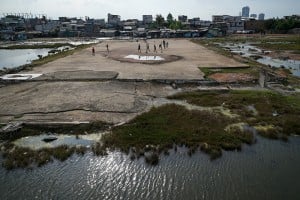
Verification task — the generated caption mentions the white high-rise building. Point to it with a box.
[242,6,250,18]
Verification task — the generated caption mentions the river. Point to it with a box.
[0,136,300,200]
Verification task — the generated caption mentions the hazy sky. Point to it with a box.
[0,0,299,21]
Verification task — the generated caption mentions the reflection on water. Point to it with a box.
[219,43,300,77]
[258,57,300,77]
[0,49,50,69]
[1,136,300,200]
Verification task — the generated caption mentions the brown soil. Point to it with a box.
[209,73,256,83]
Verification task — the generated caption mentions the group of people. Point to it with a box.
[138,40,169,54]
[92,40,169,55]
[91,44,109,55]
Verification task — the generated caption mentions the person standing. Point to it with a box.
[106,44,109,53]
[159,43,163,53]
[138,43,141,53]
[146,43,150,53]
[92,47,95,55]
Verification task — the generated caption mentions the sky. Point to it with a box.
[0,0,299,21]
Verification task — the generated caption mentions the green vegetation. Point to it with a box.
[101,90,300,164]
[199,67,258,79]
[0,43,75,49]
[192,36,300,86]
[255,37,300,51]
[149,13,185,30]
[29,43,94,67]
[1,144,87,170]
[169,90,300,136]
[0,121,109,142]
[265,18,300,33]
[0,122,106,170]
[1,91,299,168]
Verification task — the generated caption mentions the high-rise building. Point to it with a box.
[107,13,121,25]
[242,6,250,18]
[258,13,265,20]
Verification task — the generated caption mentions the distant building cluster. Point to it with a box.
[0,7,298,40]
[242,6,265,20]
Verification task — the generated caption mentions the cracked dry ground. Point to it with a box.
[0,81,177,124]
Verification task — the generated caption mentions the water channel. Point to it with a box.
[1,136,299,200]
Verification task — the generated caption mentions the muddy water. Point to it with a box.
[219,43,300,77]
[0,49,50,69]
[0,136,299,199]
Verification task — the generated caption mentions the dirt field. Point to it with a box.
[0,39,249,124]
[29,39,247,80]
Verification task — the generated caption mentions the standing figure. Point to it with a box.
[138,43,141,53]
[159,43,163,53]
[146,43,150,53]
[106,44,109,53]
[154,44,157,53]
[92,47,95,55]
[163,40,166,49]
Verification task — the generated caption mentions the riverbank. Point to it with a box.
[1,89,299,169]
[0,43,95,75]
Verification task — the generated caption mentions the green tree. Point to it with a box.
[155,14,165,28]
[167,13,174,23]
[169,20,184,30]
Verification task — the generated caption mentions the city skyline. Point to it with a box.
[1,0,299,20]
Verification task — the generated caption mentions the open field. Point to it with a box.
[0,39,248,124]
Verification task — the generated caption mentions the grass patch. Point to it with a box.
[0,121,109,141]
[0,121,109,169]
[0,43,76,49]
[199,67,258,78]
[169,90,300,136]
[102,103,254,161]
[1,144,89,170]
[102,90,299,164]
[30,43,93,67]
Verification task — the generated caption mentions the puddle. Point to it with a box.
[218,43,300,77]
[13,132,108,150]
[0,73,42,80]
[257,57,300,77]
[124,55,165,61]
